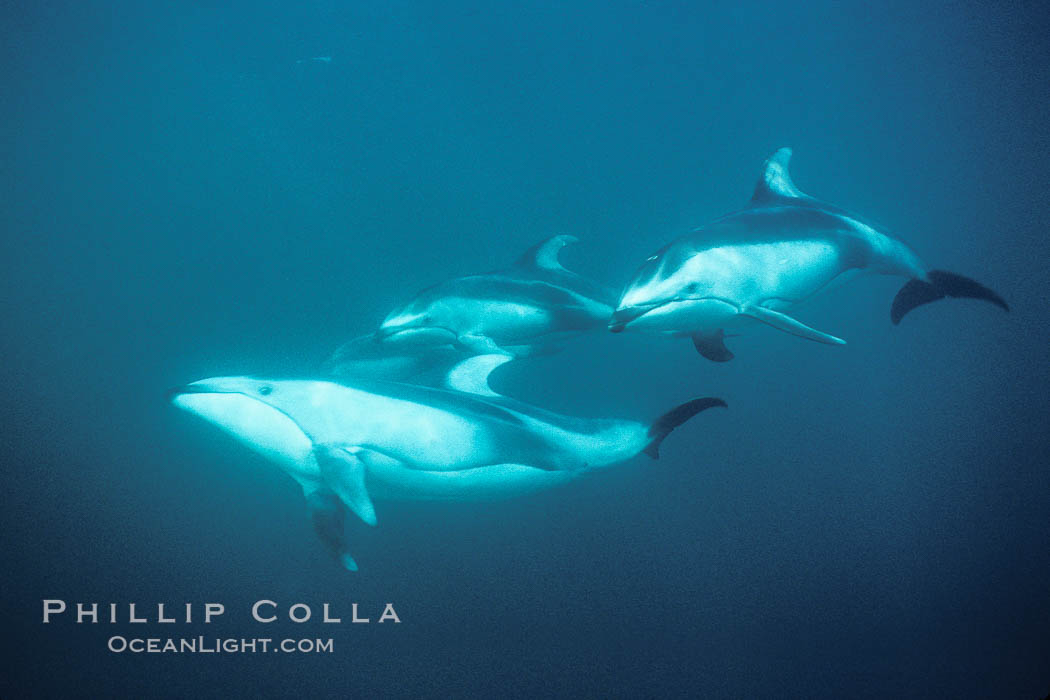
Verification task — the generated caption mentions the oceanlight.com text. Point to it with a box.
[106,636,334,654]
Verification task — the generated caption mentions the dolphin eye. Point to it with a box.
[685,282,701,294]
[258,386,273,396]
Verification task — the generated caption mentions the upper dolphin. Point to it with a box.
[170,355,725,571]
[328,235,615,378]
[609,148,1008,361]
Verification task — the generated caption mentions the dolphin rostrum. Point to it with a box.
[330,235,615,376]
[609,148,1008,361]
[169,355,725,570]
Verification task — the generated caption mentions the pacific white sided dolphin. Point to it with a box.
[330,235,615,373]
[609,148,1008,361]
[169,355,725,571]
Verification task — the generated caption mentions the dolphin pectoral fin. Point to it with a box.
[314,445,377,527]
[692,329,735,362]
[515,234,579,272]
[445,353,513,396]
[891,270,1009,324]
[304,489,358,572]
[741,305,846,346]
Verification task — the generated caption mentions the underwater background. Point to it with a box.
[3,1,1049,697]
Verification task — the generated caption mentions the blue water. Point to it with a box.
[3,2,1049,697]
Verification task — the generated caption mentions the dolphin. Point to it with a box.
[608,148,1008,361]
[335,235,615,366]
[169,355,725,571]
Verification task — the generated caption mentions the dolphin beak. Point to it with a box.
[608,304,657,333]
[376,322,420,341]
[167,385,202,402]
[166,381,227,403]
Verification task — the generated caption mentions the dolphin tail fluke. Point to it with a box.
[643,397,727,459]
[891,270,1009,325]
[305,490,359,572]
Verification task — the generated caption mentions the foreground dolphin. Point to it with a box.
[609,148,1008,361]
[170,355,725,570]
[331,235,615,370]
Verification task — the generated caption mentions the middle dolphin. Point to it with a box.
[609,148,1008,361]
[169,355,725,571]
[329,235,615,377]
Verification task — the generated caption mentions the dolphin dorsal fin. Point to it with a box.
[750,147,806,205]
[515,234,579,272]
[445,353,513,396]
